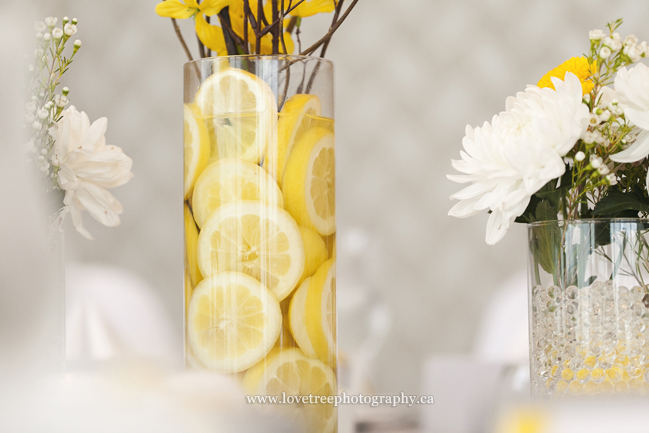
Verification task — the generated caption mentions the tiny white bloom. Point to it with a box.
[52,28,63,40]
[27,64,34,72]
[599,110,611,122]
[588,113,600,126]
[575,151,586,162]
[611,64,649,163]
[638,41,649,56]
[598,165,610,175]
[600,46,612,59]
[45,17,57,27]
[34,21,47,33]
[624,34,639,46]
[590,156,603,169]
[35,32,43,40]
[40,148,47,156]
[589,29,606,41]
[43,33,51,41]
[64,24,77,36]
[32,121,41,130]
[613,32,622,41]
[607,174,618,185]
[25,102,36,112]
[37,108,48,120]
[624,44,642,62]
[73,39,82,48]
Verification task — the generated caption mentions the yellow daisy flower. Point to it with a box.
[155,0,232,54]
[537,57,596,95]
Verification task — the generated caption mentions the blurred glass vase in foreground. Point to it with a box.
[183,56,337,432]
[529,219,649,398]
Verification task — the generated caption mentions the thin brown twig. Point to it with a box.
[278,0,291,110]
[206,15,212,57]
[300,0,358,56]
[256,0,263,54]
[196,0,206,57]
[258,0,305,38]
[271,0,280,54]
[218,7,244,55]
[305,0,344,93]
[171,18,194,63]
[244,0,250,51]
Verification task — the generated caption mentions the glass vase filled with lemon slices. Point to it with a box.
[183,56,336,432]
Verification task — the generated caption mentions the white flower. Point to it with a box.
[34,21,46,33]
[51,106,133,239]
[611,64,649,163]
[44,17,57,27]
[52,28,63,40]
[613,32,622,41]
[604,37,622,51]
[589,29,606,41]
[448,73,589,245]
[600,46,612,59]
[624,34,639,46]
[624,44,642,62]
[575,151,586,162]
[73,39,82,48]
[43,33,51,42]
[64,24,77,36]
[590,155,603,169]
[638,41,649,57]
[607,174,618,185]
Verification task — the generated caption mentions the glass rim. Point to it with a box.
[184,54,333,68]
[528,217,649,228]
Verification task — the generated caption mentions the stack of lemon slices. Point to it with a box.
[183,67,337,433]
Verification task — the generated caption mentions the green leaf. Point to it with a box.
[592,189,649,217]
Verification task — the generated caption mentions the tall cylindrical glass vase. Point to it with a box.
[183,56,336,432]
[529,219,649,398]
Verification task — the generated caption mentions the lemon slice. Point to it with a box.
[187,272,281,373]
[297,225,328,286]
[243,347,336,433]
[194,68,277,164]
[184,204,203,287]
[197,200,305,301]
[289,259,336,365]
[192,158,284,229]
[282,127,335,236]
[264,94,321,187]
[184,104,210,199]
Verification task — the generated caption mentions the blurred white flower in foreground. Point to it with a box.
[448,73,589,245]
[51,106,133,239]
[610,63,649,163]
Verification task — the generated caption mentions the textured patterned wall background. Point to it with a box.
[30,0,649,394]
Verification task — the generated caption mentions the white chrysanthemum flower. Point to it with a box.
[610,63,649,163]
[51,106,133,239]
[448,73,589,245]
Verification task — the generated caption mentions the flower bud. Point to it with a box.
[37,108,49,120]
[64,24,77,36]
[63,16,69,25]
[598,165,610,175]
[32,121,42,130]
[43,33,51,42]
[575,151,586,162]
[607,174,618,186]
[71,18,78,25]
[600,46,612,59]
[52,28,63,40]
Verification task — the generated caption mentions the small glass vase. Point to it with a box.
[183,56,336,432]
[528,219,649,398]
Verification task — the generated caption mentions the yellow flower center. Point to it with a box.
[537,57,596,95]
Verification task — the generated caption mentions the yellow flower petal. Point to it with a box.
[537,57,595,95]
[195,13,228,54]
[155,0,198,19]
[291,0,335,18]
[200,0,233,16]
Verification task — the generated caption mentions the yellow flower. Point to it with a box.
[228,0,295,54]
[537,57,596,95]
[290,0,336,18]
[155,0,231,54]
